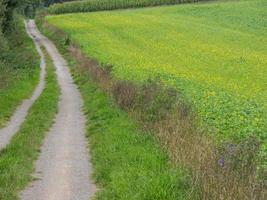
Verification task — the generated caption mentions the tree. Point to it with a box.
[0,0,18,32]
[17,0,44,17]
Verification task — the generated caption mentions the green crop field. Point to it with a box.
[46,0,267,152]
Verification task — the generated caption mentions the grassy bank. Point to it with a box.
[0,49,60,200]
[48,0,206,14]
[73,61,191,200]
[0,18,40,128]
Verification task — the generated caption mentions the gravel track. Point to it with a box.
[21,20,95,200]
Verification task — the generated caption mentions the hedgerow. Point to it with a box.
[48,0,206,14]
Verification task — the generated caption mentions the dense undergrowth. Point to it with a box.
[0,48,60,200]
[0,17,40,128]
[48,0,206,14]
[37,3,267,197]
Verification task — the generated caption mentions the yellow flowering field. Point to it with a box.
[46,0,267,148]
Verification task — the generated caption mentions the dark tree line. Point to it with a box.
[0,0,18,33]
[0,0,72,55]
[0,0,72,33]
[20,0,73,17]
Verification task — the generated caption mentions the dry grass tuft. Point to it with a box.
[69,45,111,91]
[155,108,266,199]
[112,80,137,110]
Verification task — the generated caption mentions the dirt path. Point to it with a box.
[21,20,95,200]
[0,21,46,151]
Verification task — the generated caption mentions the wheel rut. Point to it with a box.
[21,20,96,200]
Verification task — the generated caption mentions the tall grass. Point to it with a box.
[48,0,206,14]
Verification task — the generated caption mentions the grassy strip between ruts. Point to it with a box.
[0,48,60,200]
[0,17,40,128]
[36,17,193,200]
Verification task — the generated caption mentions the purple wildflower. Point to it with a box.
[218,157,225,167]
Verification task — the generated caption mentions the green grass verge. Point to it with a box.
[71,62,191,200]
[0,49,60,200]
[0,18,40,128]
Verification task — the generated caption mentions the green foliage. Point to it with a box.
[48,0,206,14]
[0,0,17,32]
[46,0,267,147]
[16,0,43,18]
[0,0,6,32]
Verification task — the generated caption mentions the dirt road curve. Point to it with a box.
[0,22,46,151]
[21,20,95,200]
